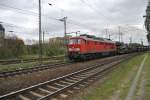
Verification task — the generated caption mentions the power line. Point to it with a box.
[0,4,60,21]
[79,0,109,20]
[0,21,36,29]
[68,19,101,32]
[0,3,93,30]
[0,2,108,36]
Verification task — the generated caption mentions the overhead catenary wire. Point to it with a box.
[0,3,103,33]
[79,0,110,21]
[0,4,60,21]
[0,0,116,34]
[1,0,145,44]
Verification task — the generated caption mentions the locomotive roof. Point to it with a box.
[70,34,115,44]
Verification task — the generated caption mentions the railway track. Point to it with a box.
[0,55,64,65]
[0,61,71,78]
[0,54,131,78]
[0,54,137,78]
[0,54,135,100]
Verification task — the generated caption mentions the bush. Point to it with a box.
[0,38,26,59]
[0,47,14,59]
[46,47,65,56]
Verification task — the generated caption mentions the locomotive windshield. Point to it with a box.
[69,39,81,44]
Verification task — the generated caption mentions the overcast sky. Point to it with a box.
[0,0,149,44]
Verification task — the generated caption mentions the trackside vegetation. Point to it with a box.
[81,53,149,100]
[0,59,63,72]
[0,36,65,60]
[142,53,150,100]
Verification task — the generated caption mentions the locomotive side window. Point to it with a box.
[69,39,81,44]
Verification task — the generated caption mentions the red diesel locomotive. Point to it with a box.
[67,34,117,60]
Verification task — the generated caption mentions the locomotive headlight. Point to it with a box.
[69,48,80,51]
[69,48,73,51]
[75,48,80,51]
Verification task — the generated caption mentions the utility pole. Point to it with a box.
[129,32,132,44]
[120,32,123,42]
[59,17,67,43]
[118,26,121,42]
[129,37,132,44]
[71,31,80,37]
[64,17,67,39]
[141,39,143,45]
[43,31,45,44]
[59,17,67,37]
[59,17,67,60]
[39,0,42,64]
[75,32,78,37]
[105,28,108,39]
[43,31,45,55]
[109,34,111,40]
[76,31,80,37]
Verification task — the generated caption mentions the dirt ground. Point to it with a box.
[0,56,117,95]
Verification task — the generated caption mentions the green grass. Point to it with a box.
[0,54,65,72]
[81,54,146,100]
[143,53,150,100]
[19,55,42,59]
[129,53,150,100]
[0,59,62,72]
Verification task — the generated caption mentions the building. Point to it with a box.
[49,36,71,48]
[0,24,5,47]
[49,37,65,48]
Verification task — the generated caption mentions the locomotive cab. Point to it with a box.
[68,38,85,60]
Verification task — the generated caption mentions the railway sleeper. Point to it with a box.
[18,95,31,100]
[47,85,60,91]
[76,74,88,77]
[38,88,52,94]
[59,93,69,100]
[69,77,82,81]
[59,81,72,85]
[51,98,59,100]
[58,81,71,87]
[79,84,85,87]
[54,83,67,88]
[73,76,86,79]
[29,91,44,98]
[67,90,74,94]
[65,78,78,83]
[73,87,80,90]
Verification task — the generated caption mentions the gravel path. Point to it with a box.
[137,73,146,100]
[125,55,147,100]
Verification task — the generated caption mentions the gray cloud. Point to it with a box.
[0,0,148,45]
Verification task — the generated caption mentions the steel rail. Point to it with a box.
[0,61,71,78]
[0,54,134,100]
[0,54,129,78]
[0,55,65,65]
[39,60,122,100]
